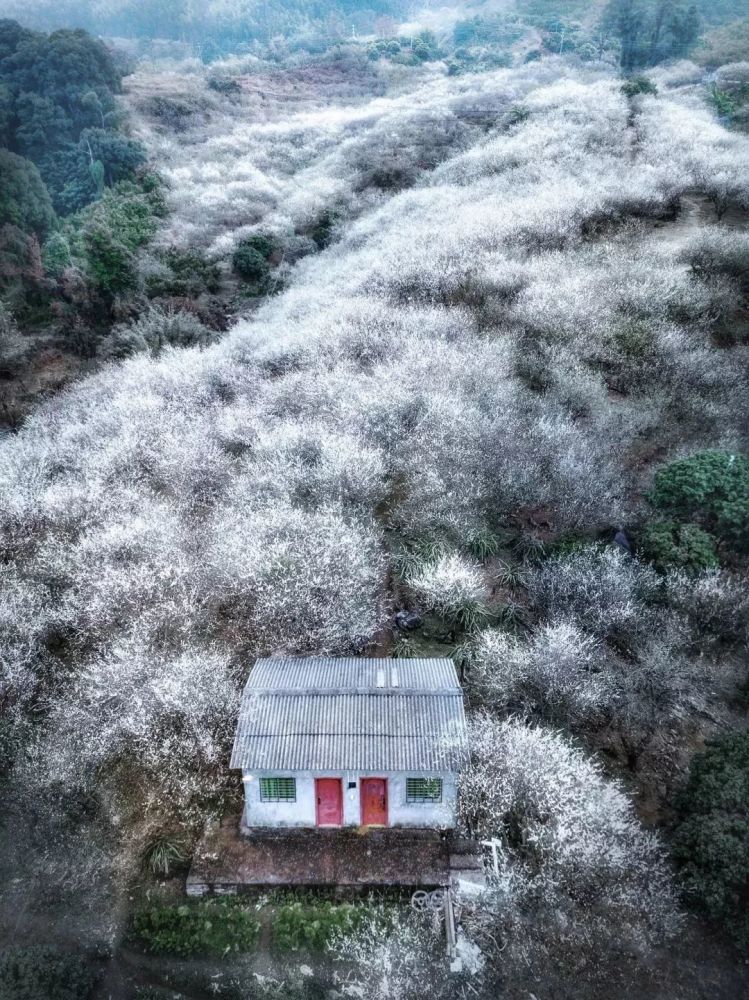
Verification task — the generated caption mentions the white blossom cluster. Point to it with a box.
[460,715,682,960]
[472,618,608,725]
[330,908,447,1000]
[470,544,747,762]
[408,552,487,623]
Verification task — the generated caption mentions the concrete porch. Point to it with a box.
[186,813,485,896]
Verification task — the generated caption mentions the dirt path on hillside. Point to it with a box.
[643,189,747,256]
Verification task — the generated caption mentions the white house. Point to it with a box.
[230,657,468,831]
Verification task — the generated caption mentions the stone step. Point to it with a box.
[449,853,484,871]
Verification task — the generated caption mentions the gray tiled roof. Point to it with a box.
[231,657,467,772]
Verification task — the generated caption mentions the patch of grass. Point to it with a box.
[708,84,737,118]
[393,635,416,658]
[392,538,448,581]
[492,559,526,590]
[542,533,599,560]
[612,318,655,358]
[466,528,502,561]
[494,600,530,628]
[446,597,493,632]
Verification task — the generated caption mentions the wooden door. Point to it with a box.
[360,777,388,826]
[315,778,343,827]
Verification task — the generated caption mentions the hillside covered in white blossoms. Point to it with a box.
[1,2,749,997]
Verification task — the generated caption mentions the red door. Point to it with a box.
[315,778,343,827]
[360,778,388,826]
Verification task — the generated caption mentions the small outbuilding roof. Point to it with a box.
[231,657,467,772]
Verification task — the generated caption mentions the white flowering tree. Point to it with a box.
[31,640,239,817]
[471,620,610,726]
[459,715,682,988]
[526,545,661,643]
[408,552,489,630]
[329,908,450,1000]
[207,501,385,652]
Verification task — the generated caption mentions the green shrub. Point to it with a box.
[639,521,720,573]
[95,186,160,252]
[232,234,275,283]
[0,302,29,377]
[79,182,162,296]
[708,84,736,118]
[308,212,336,249]
[0,946,96,1000]
[207,75,242,94]
[232,246,269,283]
[42,232,72,277]
[147,247,221,297]
[672,732,749,947]
[144,834,188,877]
[649,451,749,552]
[621,76,658,98]
[82,223,136,295]
[272,900,367,952]
[100,307,215,359]
[133,898,260,956]
[466,528,501,561]
[242,233,275,259]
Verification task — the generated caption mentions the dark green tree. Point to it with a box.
[0,21,135,214]
[1,28,121,131]
[601,0,700,69]
[41,231,72,277]
[14,92,72,158]
[0,945,96,1000]
[83,223,136,296]
[673,732,749,946]
[38,145,98,214]
[0,80,13,147]
[78,128,146,186]
[649,451,749,552]
[0,18,34,62]
[0,149,56,236]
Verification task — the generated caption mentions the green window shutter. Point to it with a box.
[260,777,296,802]
[406,777,442,803]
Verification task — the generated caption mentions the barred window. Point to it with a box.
[406,777,442,803]
[260,777,296,802]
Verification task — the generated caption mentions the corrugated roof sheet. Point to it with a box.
[231,658,467,772]
[246,656,460,692]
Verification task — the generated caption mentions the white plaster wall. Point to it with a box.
[388,772,458,828]
[242,769,458,829]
